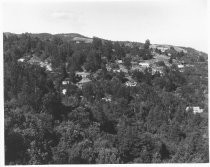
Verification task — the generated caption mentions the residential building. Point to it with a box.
[18,58,25,62]
[62,80,70,85]
[75,71,90,78]
[139,62,150,68]
[76,78,91,89]
[125,81,137,87]
[102,95,112,102]
[116,60,123,64]
[178,64,184,69]
[62,89,67,95]
[186,106,204,114]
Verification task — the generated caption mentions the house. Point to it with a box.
[125,81,137,87]
[139,62,150,68]
[102,95,112,102]
[62,80,70,85]
[76,78,91,89]
[116,60,123,64]
[62,89,67,95]
[45,63,52,71]
[192,107,204,114]
[18,58,25,62]
[186,106,204,114]
[113,69,121,73]
[75,71,90,78]
[178,64,184,69]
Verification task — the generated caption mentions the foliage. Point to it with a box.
[4,33,208,164]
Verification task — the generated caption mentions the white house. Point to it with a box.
[62,80,70,85]
[116,60,123,64]
[192,107,204,114]
[125,81,137,87]
[18,58,25,62]
[139,62,150,68]
[75,71,90,78]
[62,89,67,95]
[178,64,184,69]
[113,69,121,73]
[186,106,204,114]
[45,63,52,71]
[76,77,91,89]
[102,96,112,102]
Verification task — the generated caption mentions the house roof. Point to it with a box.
[77,78,91,84]
[139,62,150,66]
[75,71,90,77]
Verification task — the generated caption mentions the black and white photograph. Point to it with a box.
[1,0,209,165]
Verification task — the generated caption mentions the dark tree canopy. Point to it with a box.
[4,33,208,164]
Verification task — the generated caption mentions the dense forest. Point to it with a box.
[4,33,208,164]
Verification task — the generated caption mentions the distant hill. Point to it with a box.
[54,33,91,42]
[3,32,90,42]
[3,32,207,57]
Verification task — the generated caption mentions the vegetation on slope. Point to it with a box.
[4,33,208,164]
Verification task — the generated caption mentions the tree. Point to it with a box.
[168,57,173,64]
[67,50,85,71]
[144,39,150,50]
[141,39,153,60]
[84,49,102,72]
[198,56,205,62]
[113,42,126,60]
[156,61,165,67]
[92,37,102,50]
[123,56,132,69]
[4,32,208,164]
[102,40,113,61]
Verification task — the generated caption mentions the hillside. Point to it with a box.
[3,32,208,164]
[3,32,207,56]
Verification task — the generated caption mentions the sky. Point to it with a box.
[1,0,208,52]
